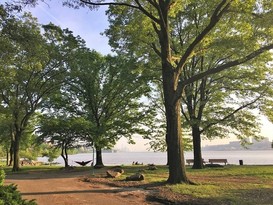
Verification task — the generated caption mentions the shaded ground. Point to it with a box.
[5,169,162,205]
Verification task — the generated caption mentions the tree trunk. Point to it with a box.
[165,98,189,184]
[192,126,204,169]
[94,147,104,169]
[61,154,69,167]
[158,1,189,184]
[6,147,9,166]
[9,143,13,166]
[12,132,20,172]
[9,131,15,166]
[61,144,69,168]
[166,134,169,165]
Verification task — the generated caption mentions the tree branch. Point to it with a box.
[200,93,264,133]
[182,43,273,87]
[80,0,160,23]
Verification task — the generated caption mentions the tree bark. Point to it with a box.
[192,126,204,169]
[9,143,13,166]
[9,130,15,166]
[94,147,104,168]
[12,132,20,172]
[61,144,69,168]
[157,1,189,184]
[6,147,9,166]
[165,98,189,184]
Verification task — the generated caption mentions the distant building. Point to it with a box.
[202,138,272,151]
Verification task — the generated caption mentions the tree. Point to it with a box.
[37,115,91,167]
[67,48,153,168]
[181,59,271,169]
[146,83,193,154]
[12,0,273,184]
[0,7,79,171]
[0,113,12,165]
[101,0,273,183]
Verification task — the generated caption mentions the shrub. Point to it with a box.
[0,169,37,205]
[0,170,5,186]
[0,184,37,205]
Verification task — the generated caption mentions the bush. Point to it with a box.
[0,170,37,205]
[0,184,37,205]
[0,170,5,186]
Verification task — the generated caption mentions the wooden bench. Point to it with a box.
[186,159,194,165]
[186,159,205,165]
[208,159,227,165]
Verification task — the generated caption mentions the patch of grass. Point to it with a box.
[2,165,63,174]
[170,184,221,198]
[166,165,273,204]
[112,165,272,204]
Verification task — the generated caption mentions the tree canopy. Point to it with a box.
[0,5,80,171]
[66,48,154,167]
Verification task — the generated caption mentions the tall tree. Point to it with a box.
[101,0,273,183]
[181,58,271,169]
[0,7,79,171]
[67,49,153,168]
[0,113,13,165]
[37,115,91,167]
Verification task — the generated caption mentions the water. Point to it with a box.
[38,150,273,166]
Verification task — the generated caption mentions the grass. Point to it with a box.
[3,164,273,204]
[173,165,273,204]
[106,165,273,204]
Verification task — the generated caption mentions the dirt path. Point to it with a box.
[5,170,162,205]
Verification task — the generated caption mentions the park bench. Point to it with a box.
[186,159,194,165]
[208,159,228,165]
[186,159,205,165]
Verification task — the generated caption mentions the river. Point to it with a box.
[38,150,273,166]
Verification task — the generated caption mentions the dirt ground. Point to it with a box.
[5,169,164,205]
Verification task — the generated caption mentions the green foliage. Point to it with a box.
[40,144,60,163]
[67,49,154,150]
[0,170,5,186]
[0,5,83,170]
[0,184,37,205]
[0,169,36,205]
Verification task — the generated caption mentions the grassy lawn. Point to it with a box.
[107,165,273,205]
[2,164,273,204]
[176,165,273,204]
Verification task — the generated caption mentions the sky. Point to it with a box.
[1,0,273,151]
[17,0,111,55]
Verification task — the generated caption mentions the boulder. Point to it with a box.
[126,173,145,181]
[106,170,122,178]
[111,166,124,174]
[147,164,157,170]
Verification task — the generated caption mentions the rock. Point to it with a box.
[106,170,122,178]
[126,173,145,181]
[147,165,157,170]
[111,166,124,174]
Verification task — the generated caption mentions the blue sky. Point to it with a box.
[10,0,112,55]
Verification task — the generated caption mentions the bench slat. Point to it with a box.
[208,159,227,165]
